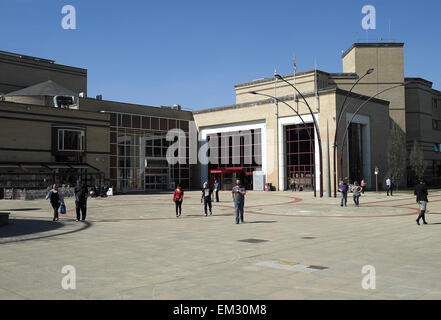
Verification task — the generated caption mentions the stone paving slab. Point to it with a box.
[1,190,441,300]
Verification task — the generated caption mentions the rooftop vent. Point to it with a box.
[96,94,102,100]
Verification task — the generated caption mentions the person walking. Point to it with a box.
[386,177,393,196]
[74,183,88,221]
[45,184,65,222]
[415,179,429,225]
[173,184,184,217]
[201,180,214,216]
[214,179,220,202]
[361,179,367,194]
[232,179,247,224]
[338,179,348,207]
[352,181,362,207]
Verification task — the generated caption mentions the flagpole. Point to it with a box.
[274,68,279,190]
[293,54,297,112]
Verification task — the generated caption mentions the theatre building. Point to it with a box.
[194,43,440,192]
[1,42,440,195]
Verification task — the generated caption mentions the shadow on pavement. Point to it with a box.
[0,218,91,244]
[0,218,63,238]
[247,221,277,224]
[1,208,42,212]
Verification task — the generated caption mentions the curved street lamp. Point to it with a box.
[333,68,374,197]
[338,81,412,181]
[274,73,323,197]
[248,91,317,197]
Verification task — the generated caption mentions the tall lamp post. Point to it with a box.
[248,91,317,197]
[333,68,374,197]
[274,73,323,197]
[338,81,411,181]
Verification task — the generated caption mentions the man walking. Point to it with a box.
[201,180,214,216]
[386,177,393,196]
[232,179,246,224]
[74,183,88,221]
[214,179,220,202]
[415,179,429,225]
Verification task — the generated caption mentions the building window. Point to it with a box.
[435,144,440,152]
[433,98,438,109]
[433,120,440,130]
[58,129,85,152]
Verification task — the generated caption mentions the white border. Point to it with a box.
[278,114,319,191]
[199,120,267,187]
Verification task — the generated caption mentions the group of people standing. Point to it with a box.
[338,179,366,207]
[172,179,247,224]
[45,183,89,222]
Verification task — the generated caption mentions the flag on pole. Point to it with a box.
[293,55,297,73]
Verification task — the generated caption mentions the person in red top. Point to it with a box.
[173,184,184,217]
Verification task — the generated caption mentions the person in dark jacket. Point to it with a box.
[201,180,214,216]
[45,184,65,222]
[74,183,88,221]
[415,179,429,225]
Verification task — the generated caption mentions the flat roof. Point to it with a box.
[0,50,87,73]
[193,87,389,115]
[342,42,404,59]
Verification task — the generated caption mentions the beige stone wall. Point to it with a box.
[194,88,390,193]
[340,44,406,132]
[235,72,320,105]
[405,80,441,163]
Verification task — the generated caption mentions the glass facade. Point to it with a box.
[285,124,315,190]
[109,112,190,193]
[348,123,364,183]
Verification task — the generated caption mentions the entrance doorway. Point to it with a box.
[285,124,315,190]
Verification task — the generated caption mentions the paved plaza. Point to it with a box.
[1,190,441,300]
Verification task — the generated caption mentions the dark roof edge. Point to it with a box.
[79,97,193,114]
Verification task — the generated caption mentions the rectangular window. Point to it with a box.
[58,129,85,152]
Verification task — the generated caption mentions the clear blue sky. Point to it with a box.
[1,0,440,110]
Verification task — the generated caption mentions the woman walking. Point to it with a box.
[352,181,362,207]
[415,179,429,225]
[173,184,184,217]
[45,184,64,221]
